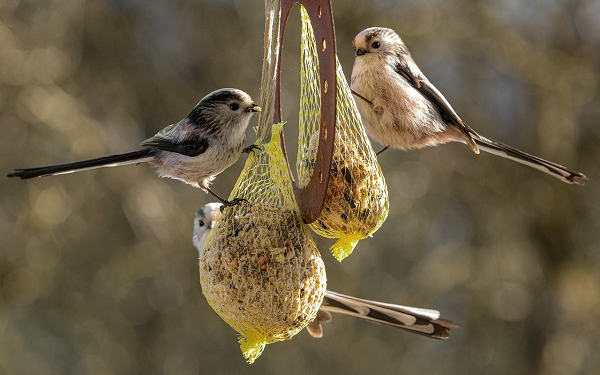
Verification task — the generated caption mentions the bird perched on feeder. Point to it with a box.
[350,27,587,185]
[193,203,458,339]
[8,88,261,205]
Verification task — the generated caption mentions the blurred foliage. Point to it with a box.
[1,0,599,374]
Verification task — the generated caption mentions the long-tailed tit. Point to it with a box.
[351,27,587,185]
[8,88,261,205]
[193,203,458,339]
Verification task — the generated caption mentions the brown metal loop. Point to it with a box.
[274,0,337,224]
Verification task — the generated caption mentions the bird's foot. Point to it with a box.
[220,197,247,208]
[243,144,262,154]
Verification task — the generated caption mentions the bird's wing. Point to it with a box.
[141,124,209,157]
[394,59,480,152]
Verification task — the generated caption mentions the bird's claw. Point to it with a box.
[220,197,248,208]
[243,144,261,155]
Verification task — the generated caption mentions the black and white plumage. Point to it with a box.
[8,88,261,204]
[192,203,458,340]
[351,27,587,185]
[308,290,457,339]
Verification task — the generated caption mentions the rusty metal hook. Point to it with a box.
[274,0,337,224]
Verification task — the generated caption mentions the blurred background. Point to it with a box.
[1,0,599,374]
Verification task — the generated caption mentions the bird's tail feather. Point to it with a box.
[311,290,458,339]
[7,149,155,179]
[471,135,588,185]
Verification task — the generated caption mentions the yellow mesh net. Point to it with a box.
[296,7,389,261]
[199,124,327,363]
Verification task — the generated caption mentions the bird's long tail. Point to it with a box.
[307,290,459,339]
[469,135,588,185]
[7,149,155,179]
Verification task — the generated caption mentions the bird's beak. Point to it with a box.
[356,48,366,56]
[248,103,261,112]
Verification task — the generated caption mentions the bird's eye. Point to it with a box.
[372,41,380,49]
[229,103,240,111]
[198,219,205,227]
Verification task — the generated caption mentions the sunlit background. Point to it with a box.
[1,0,599,374]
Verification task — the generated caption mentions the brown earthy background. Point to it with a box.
[1,0,599,374]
